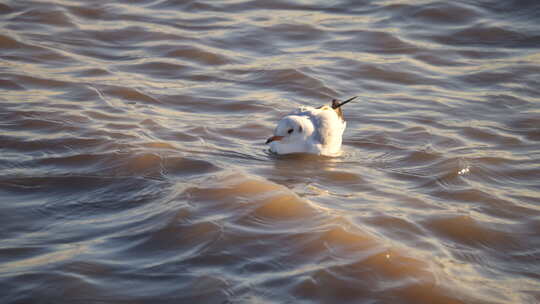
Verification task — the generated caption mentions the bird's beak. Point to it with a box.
[265,135,283,144]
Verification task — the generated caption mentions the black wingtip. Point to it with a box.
[331,96,358,109]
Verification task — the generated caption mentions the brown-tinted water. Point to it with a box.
[1,1,540,303]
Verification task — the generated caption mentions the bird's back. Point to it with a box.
[295,105,346,155]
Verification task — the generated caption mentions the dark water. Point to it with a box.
[1,0,540,303]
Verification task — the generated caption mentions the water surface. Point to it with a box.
[1,0,540,303]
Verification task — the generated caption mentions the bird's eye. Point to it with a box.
[287,129,293,134]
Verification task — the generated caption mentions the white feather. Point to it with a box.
[267,105,346,156]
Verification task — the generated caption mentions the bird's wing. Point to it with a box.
[290,105,344,146]
[306,107,340,146]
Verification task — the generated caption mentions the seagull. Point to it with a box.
[266,96,357,156]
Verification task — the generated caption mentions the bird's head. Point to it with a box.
[265,115,313,146]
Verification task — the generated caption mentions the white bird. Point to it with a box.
[266,96,357,156]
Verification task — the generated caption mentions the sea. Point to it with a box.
[1,0,539,303]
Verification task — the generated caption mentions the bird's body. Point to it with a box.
[266,97,356,156]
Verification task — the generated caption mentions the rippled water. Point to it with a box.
[1,0,540,303]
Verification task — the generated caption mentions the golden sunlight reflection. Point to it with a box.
[0,243,92,273]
